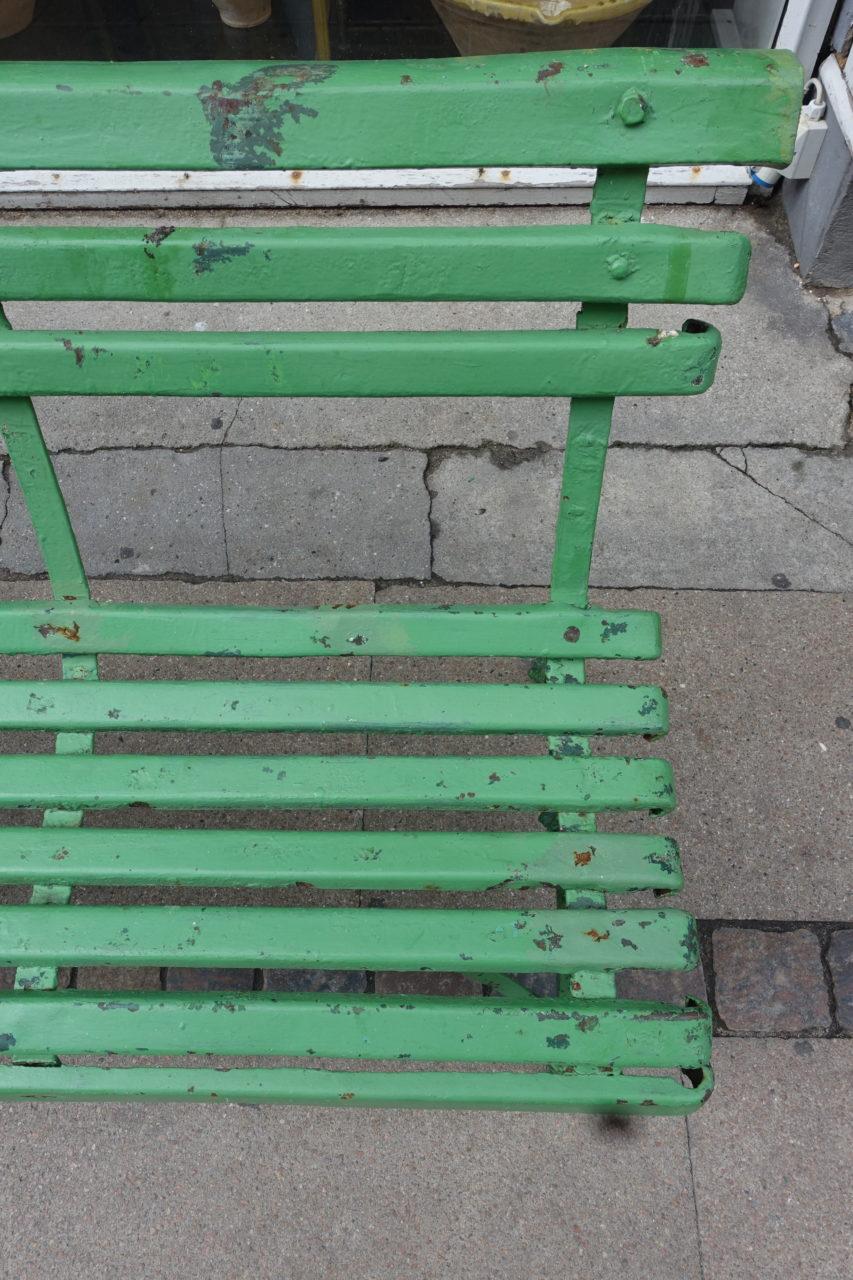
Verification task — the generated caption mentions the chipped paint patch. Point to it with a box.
[198,63,337,168]
[192,238,253,275]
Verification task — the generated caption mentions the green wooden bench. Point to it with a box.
[0,50,800,1111]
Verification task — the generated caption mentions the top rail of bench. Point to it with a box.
[0,50,802,172]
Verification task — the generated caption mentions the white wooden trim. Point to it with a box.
[0,164,749,209]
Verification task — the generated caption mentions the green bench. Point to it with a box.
[0,50,800,1111]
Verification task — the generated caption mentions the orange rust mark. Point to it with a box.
[573,850,593,867]
[290,169,303,183]
[536,60,564,84]
[500,169,511,182]
[584,929,610,942]
[36,621,80,643]
[682,53,709,68]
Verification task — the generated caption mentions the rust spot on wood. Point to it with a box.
[36,621,80,642]
[400,74,412,85]
[60,339,85,367]
[682,53,709,68]
[584,929,610,942]
[536,61,564,83]
[142,225,176,259]
[573,850,593,867]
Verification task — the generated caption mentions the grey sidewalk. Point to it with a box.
[0,201,850,1280]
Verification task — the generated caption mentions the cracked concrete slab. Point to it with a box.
[431,446,853,590]
[222,447,431,579]
[2,204,845,452]
[0,448,226,578]
[719,447,853,547]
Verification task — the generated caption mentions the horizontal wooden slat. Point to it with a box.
[0,1064,714,1114]
[0,991,711,1068]
[0,52,801,169]
[0,325,721,397]
[0,224,751,304]
[0,906,697,971]
[0,828,683,892]
[0,601,662,658]
[0,753,675,812]
[2,680,668,736]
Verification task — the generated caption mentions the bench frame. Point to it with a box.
[0,48,801,1111]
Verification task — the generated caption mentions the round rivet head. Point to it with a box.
[606,253,635,280]
[617,88,647,126]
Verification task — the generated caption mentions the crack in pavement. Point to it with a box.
[217,398,243,576]
[715,448,853,550]
[0,459,10,541]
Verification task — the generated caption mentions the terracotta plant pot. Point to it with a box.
[212,0,272,29]
[0,0,36,38]
[431,0,653,55]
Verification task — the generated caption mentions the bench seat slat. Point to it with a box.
[0,1064,713,1114]
[0,753,675,813]
[0,829,683,892]
[0,225,751,305]
[0,326,721,398]
[0,906,697,971]
[3,680,668,736]
[0,601,661,658]
[0,52,801,169]
[0,991,710,1068]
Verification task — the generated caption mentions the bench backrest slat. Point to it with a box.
[0,51,801,170]
[0,224,750,304]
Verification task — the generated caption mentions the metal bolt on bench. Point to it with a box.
[0,50,801,1110]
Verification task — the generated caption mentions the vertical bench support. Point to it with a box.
[544,168,650,1003]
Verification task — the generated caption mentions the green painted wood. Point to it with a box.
[0,308,88,600]
[0,600,662,658]
[0,905,697,971]
[0,224,751,305]
[2,679,668,736]
[0,51,801,169]
[0,1064,714,1114]
[0,990,711,1067]
[0,752,675,813]
[0,828,683,893]
[0,325,721,398]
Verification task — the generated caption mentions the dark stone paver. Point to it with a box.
[617,963,708,1006]
[713,927,831,1033]
[828,929,853,1032]
[263,969,367,993]
[165,968,255,991]
[374,971,481,997]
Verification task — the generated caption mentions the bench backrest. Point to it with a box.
[0,49,801,612]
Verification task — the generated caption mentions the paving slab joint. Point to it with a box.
[217,396,243,576]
